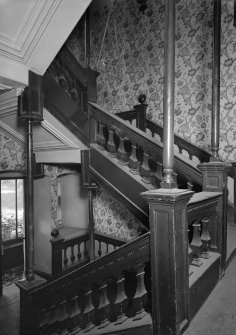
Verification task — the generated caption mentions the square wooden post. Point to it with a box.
[141,189,194,335]
[198,162,231,274]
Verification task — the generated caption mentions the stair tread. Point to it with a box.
[188,191,222,205]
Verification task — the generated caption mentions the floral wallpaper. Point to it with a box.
[220,0,236,161]
[0,133,26,170]
[44,164,77,228]
[67,0,236,162]
[175,0,213,152]
[93,187,147,242]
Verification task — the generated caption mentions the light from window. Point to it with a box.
[1,179,25,242]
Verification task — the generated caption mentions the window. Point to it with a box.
[1,179,25,244]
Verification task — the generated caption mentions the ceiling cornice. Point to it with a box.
[0,0,62,64]
[0,0,92,85]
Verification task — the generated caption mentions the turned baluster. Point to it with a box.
[190,223,203,267]
[107,128,117,157]
[82,289,95,332]
[106,242,109,254]
[117,133,129,165]
[201,218,211,259]
[156,161,163,181]
[97,280,111,329]
[63,247,68,267]
[178,145,183,154]
[71,245,75,264]
[173,171,178,184]
[39,308,49,335]
[132,264,148,321]
[140,151,150,184]
[48,304,59,335]
[77,242,82,261]
[97,122,106,150]
[150,161,163,187]
[188,228,193,276]
[114,273,128,325]
[58,299,70,335]
[187,180,193,190]
[84,241,89,259]
[129,143,139,174]
[69,295,82,335]
[98,241,102,257]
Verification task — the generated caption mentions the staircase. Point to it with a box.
[17,45,234,335]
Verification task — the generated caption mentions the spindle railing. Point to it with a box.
[18,189,224,335]
[50,229,125,278]
[116,106,235,222]
[89,102,203,190]
[19,232,152,335]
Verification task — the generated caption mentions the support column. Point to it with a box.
[25,119,34,280]
[211,0,221,160]
[18,70,43,281]
[17,71,46,335]
[231,162,236,225]
[161,0,177,188]
[141,189,194,335]
[198,162,231,274]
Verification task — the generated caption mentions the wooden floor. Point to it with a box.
[1,224,236,335]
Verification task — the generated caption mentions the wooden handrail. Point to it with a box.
[116,110,234,179]
[89,102,203,186]
[18,192,224,334]
[30,232,150,297]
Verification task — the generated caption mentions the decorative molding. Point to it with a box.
[41,119,80,149]
[0,120,25,144]
[0,0,62,64]
[34,140,69,151]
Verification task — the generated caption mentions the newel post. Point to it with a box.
[134,94,147,132]
[50,228,64,278]
[141,188,194,335]
[198,162,231,274]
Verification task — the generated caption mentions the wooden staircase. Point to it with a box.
[17,45,233,335]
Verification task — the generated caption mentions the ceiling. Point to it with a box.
[0,0,92,87]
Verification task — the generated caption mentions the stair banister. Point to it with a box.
[89,102,203,186]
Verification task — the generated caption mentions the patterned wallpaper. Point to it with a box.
[0,133,26,170]
[67,0,236,162]
[44,165,77,228]
[93,187,147,241]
